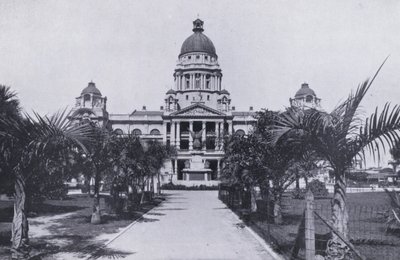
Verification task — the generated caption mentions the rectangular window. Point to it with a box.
[186,95,189,100]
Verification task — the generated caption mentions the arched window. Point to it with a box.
[83,94,91,101]
[306,95,313,102]
[132,129,142,136]
[113,129,123,135]
[235,129,245,137]
[150,129,161,135]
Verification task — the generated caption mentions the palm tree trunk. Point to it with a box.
[140,181,146,205]
[157,172,161,195]
[295,170,300,190]
[326,170,351,259]
[11,174,30,259]
[273,191,283,224]
[250,186,257,212]
[150,176,154,200]
[91,171,101,224]
[304,176,309,188]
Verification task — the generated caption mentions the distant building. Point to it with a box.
[70,19,256,186]
[290,83,321,110]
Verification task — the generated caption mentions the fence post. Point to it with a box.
[305,190,315,260]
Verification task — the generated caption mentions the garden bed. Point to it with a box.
[0,193,164,259]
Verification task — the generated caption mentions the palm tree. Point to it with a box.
[389,141,400,175]
[0,86,21,120]
[0,95,92,259]
[82,125,118,224]
[145,140,176,195]
[275,60,400,254]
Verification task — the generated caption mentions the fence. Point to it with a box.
[218,185,400,260]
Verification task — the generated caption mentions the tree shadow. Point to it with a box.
[137,217,159,223]
[146,212,165,216]
[213,207,228,210]
[32,203,87,215]
[155,208,187,211]
[27,237,134,260]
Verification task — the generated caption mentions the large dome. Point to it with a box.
[295,83,316,98]
[180,19,216,57]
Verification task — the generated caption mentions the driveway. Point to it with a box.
[94,190,279,260]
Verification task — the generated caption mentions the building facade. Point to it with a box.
[71,19,323,187]
[71,19,256,186]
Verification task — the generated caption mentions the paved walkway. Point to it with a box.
[95,190,278,260]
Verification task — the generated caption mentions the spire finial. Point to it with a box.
[192,18,204,32]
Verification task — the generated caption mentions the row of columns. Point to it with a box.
[166,120,233,150]
[175,73,222,91]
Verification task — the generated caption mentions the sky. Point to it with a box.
[0,0,399,166]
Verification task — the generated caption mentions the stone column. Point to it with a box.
[180,75,183,90]
[173,159,178,182]
[171,121,175,147]
[162,121,167,144]
[228,121,233,135]
[216,122,220,150]
[189,121,193,150]
[202,121,206,150]
[217,159,221,179]
[174,76,177,89]
[176,121,180,149]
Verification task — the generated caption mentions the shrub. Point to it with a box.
[291,188,307,199]
[291,180,329,199]
[308,179,329,198]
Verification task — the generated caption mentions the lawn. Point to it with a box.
[0,194,164,259]
[246,192,400,260]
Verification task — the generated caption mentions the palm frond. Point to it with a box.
[354,103,400,161]
[334,57,388,140]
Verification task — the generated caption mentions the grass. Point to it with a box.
[253,192,400,260]
[0,194,164,259]
[222,191,400,260]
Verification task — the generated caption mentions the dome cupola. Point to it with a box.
[295,83,316,98]
[173,19,225,111]
[81,81,102,96]
[290,83,321,110]
[180,19,216,57]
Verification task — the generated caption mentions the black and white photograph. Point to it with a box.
[1,1,400,259]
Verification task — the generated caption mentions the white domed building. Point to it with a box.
[70,19,256,186]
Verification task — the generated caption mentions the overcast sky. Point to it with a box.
[1,0,399,166]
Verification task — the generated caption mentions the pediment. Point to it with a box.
[170,104,225,117]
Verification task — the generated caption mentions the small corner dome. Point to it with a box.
[295,83,316,98]
[81,81,102,96]
[180,19,216,57]
[220,89,230,95]
[166,89,176,95]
